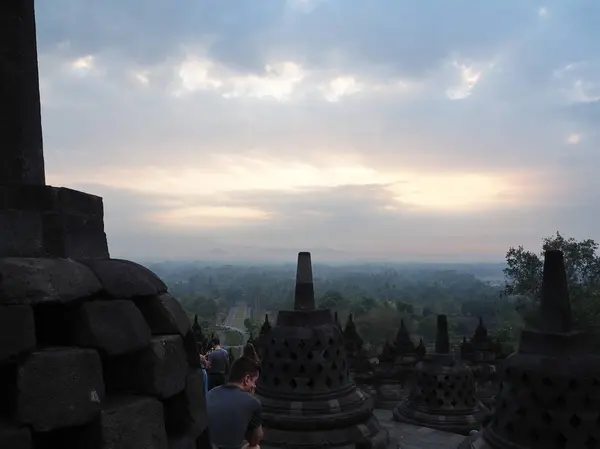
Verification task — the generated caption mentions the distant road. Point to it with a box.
[219,303,251,350]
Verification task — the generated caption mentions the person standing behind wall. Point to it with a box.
[207,337,229,390]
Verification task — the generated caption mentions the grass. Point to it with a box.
[229,305,248,330]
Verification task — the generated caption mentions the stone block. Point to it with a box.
[73,300,151,356]
[107,335,187,399]
[16,347,105,431]
[0,210,44,257]
[135,294,191,336]
[0,420,32,449]
[43,212,109,259]
[81,259,167,299]
[98,395,168,449]
[0,258,102,305]
[0,305,36,362]
[163,369,206,437]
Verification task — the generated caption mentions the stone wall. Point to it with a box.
[0,257,207,449]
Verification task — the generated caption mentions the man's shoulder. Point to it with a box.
[249,394,262,410]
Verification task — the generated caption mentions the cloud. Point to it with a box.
[33,0,600,261]
[566,133,581,145]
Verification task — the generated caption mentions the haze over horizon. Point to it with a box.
[36,1,599,262]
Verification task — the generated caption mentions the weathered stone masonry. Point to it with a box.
[0,258,207,449]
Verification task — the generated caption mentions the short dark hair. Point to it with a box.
[228,356,260,383]
[211,337,220,346]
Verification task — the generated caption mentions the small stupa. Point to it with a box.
[256,252,390,449]
[393,315,488,435]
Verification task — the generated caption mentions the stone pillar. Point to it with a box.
[0,3,208,448]
[0,0,45,185]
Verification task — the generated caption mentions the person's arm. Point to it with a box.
[245,398,263,447]
[224,351,230,373]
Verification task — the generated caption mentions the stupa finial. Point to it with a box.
[435,314,450,354]
[294,252,315,311]
[539,249,572,333]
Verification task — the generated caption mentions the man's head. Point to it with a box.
[228,356,260,393]
[212,337,220,347]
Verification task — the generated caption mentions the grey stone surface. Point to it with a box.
[135,294,191,336]
[0,210,44,257]
[163,368,206,437]
[81,259,167,299]
[374,409,465,449]
[0,258,102,305]
[99,395,168,449]
[73,300,152,356]
[16,347,105,431]
[108,335,188,399]
[0,305,36,362]
[0,421,32,449]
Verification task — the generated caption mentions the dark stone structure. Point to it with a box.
[334,311,343,332]
[343,314,373,376]
[461,318,500,410]
[393,315,488,435]
[256,314,272,359]
[372,320,418,409]
[256,252,390,449]
[459,250,600,449]
[191,315,210,353]
[0,2,207,447]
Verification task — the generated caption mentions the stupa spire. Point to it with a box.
[539,249,572,333]
[294,252,315,311]
[435,314,450,354]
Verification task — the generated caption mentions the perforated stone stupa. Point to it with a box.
[0,2,207,448]
[393,315,488,435]
[460,317,500,410]
[256,252,390,449]
[459,250,600,449]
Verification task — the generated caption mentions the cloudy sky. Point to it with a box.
[35,0,599,262]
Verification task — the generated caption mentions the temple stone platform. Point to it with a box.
[374,409,465,449]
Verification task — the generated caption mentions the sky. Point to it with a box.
[35,0,600,263]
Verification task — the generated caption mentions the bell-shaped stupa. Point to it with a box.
[256,252,390,449]
[459,250,600,449]
[393,315,488,435]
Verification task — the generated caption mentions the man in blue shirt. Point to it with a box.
[207,356,263,449]
[207,337,229,390]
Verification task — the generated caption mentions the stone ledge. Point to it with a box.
[80,259,168,299]
[0,185,109,259]
[0,185,103,216]
[0,258,102,305]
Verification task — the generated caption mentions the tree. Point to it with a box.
[243,318,260,335]
[504,231,600,327]
[319,290,348,310]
